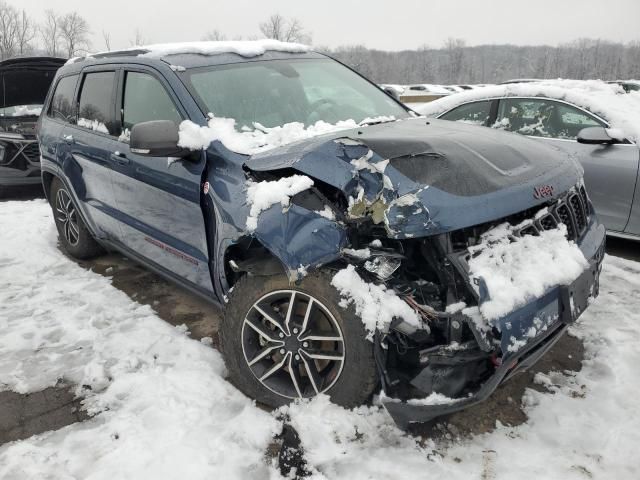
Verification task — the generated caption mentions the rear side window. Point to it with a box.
[122,72,182,132]
[48,75,78,123]
[440,101,492,126]
[78,71,116,135]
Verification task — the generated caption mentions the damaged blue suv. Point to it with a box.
[38,41,605,428]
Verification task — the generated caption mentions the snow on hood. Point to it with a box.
[178,116,362,155]
[416,79,640,143]
[70,40,310,64]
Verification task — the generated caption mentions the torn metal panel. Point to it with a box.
[251,203,348,281]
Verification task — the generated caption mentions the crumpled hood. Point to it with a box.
[245,118,583,237]
[0,57,65,109]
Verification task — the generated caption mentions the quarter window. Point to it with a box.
[48,75,78,123]
[122,72,182,134]
[439,101,492,126]
[77,71,116,135]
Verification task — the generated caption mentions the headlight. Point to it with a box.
[364,255,401,281]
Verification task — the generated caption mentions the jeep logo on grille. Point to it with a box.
[533,185,554,199]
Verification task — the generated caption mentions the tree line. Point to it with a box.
[1,3,638,84]
[324,39,640,84]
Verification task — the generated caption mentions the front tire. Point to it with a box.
[50,177,103,259]
[220,272,378,408]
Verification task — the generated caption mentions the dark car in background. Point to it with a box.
[0,57,65,190]
[37,42,604,429]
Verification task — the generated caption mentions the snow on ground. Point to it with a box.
[245,175,314,231]
[415,80,640,143]
[0,200,281,479]
[1,200,639,479]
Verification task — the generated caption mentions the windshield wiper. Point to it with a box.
[358,116,397,127]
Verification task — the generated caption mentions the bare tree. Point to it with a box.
[0,1,19,59]
[203,29,227,41]
[259,14,311,43]
[443,38,466,83]
[59,12,90,57]
[130,29,146,47]
[40,9,60,57]
[102,30,111,51]
[16,10,35,55]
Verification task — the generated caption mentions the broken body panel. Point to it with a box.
[229,117,604,426]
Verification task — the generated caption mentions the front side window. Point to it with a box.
[48,75,78,123]
[122,72,182,134]
[439,100,492,126]
[184,58,408,129]
[494,98,604,140]
[77,71,116,135]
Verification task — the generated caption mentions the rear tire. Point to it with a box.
[220,271,378,408]
[50,177,103,259]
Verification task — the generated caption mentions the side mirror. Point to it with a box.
[383,86,401,101]
[577,126,616,145]
[129,120,190,157]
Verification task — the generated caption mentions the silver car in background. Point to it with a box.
[416,80,640,240]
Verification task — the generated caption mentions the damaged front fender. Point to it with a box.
[251,203,348,281]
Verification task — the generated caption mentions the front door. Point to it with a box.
[108,68,212,292]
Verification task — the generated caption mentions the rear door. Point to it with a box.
[59,68,122,239]
[108,67,212,291]
[494,97,639,232]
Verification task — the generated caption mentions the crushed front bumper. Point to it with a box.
[382,217,606,429]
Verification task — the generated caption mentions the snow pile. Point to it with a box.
[0,200,280,479]
[331,264,421,336]
[245,175,314,231]
[468,223,588,321]
[416,80,640,142]
[178,116,359,155]
[12,105,42,117]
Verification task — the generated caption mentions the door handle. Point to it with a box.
[63,134,74,144]
[110,151,130,165]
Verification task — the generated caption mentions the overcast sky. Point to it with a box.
[18,0,640,52]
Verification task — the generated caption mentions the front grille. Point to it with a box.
[22,142,40,163]
[516,189,589,241]
[450,184,591,250]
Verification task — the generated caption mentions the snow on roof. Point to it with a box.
[416,79,640,142]
[66,39,310,65]
[132,39,310,58]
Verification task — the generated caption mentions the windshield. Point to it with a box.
[184,58,408,129]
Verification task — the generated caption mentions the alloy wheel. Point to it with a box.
[55,188,80,246]
[241,290,345,400]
